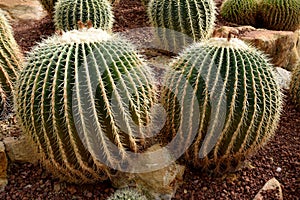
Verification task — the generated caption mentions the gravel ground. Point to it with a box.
[1,0,299,199]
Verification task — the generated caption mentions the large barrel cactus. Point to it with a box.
[38,0,57,15]
[0,10,23,118]
[290,63,300,107]
[15,28,156,183]
[54,0,114,31]
[148,0,216,53]
[220,0,259,26]
[258,0,300,31]
[161,37,282,173]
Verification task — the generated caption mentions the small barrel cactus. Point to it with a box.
[161,37,282,173]
[54,0,114,31]
[107,188,148,200]
[38,0,57,15]
[15,28,156,183]
[220,0,259,26]
[290,63,300,107]
[148,0,216,53]
[258,0,300,31]
[0,10,23,118]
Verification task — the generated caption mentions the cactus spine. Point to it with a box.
[107,188,147,200]
[0,10,23,118]
[220,0,259,26]
[15,28,156,183]
[290,63,300,107]
[258,0,300,31]
[161,37,282,173]
[54,0,114,31]
[148,0,216,52]
[38,0,57,15]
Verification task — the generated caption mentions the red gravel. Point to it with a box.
[1,0,299,199]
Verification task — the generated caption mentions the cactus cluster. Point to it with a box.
[15,28,156,183]
[258,0,300,31]
[220,0,300,31]
[290,63,300,107]
[220,0,259,26]
[38,0,57,15]
[0,10,23,118]
[161,37,282,173]
[54,0,114,31]
[148,0,216,52]
[107,188,147,200]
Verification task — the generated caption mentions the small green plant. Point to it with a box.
[38,0,57,15]
[258,0,300,31]
[54,0,114,31]
[148,0,216,52]
[290,62,300,107]
[220,0,259,26]
[15,27,156,183]
[0,10,23,118]
[161,37,283,173]
[107,188,148,200]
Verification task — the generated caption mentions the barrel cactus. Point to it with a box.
[0,10,23,118]
[14,27,156,183]
[107,188,147,200]
[290,63,300,107]
[148,0,216,53]
[38,0,57,15]
[54,0,114,31]
[258,0,300,31]
[161,37,282,173]
[220,0,259,26]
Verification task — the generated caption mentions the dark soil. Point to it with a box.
[1,0,299,199]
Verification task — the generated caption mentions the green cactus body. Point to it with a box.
[108,188,147,200]
[290,63,300,106]
[220,0,259,26]
[161,38,282,173]
[15,28,156,183]
[258,0,300,31]
[54,0,114,31]
[0,10,23,117]
[148,0,216,53]
[39,0,57,15]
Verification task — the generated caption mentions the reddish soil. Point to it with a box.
[1,0,299,199]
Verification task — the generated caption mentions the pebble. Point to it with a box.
[276,167,282,172]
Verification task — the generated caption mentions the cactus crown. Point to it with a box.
[258,0,300,31]
[54,0,114,31]
[15,28,156,183]
[161,37,282,173]
[0,9,23,118]
[220,0,259,26]
[107,188,148,200]
[148,0,216,52]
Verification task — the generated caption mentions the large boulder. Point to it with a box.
[214,26,300,71]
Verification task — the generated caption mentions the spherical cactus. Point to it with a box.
[258,0,300,31]
[107,188,147,200]
[220,0,259,26]
[161,37,283,173]
[14,28,156,183]
[290,63,300,107]
[54,0,114,31]
[38,0,57,15]
[0,10,23,118]
[148,0,216,53]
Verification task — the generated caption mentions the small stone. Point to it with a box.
[276,167,282,172]
[87,192,93,198]
[24,184,32,189]
[53,183,61,192]
[184,189,187,194]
